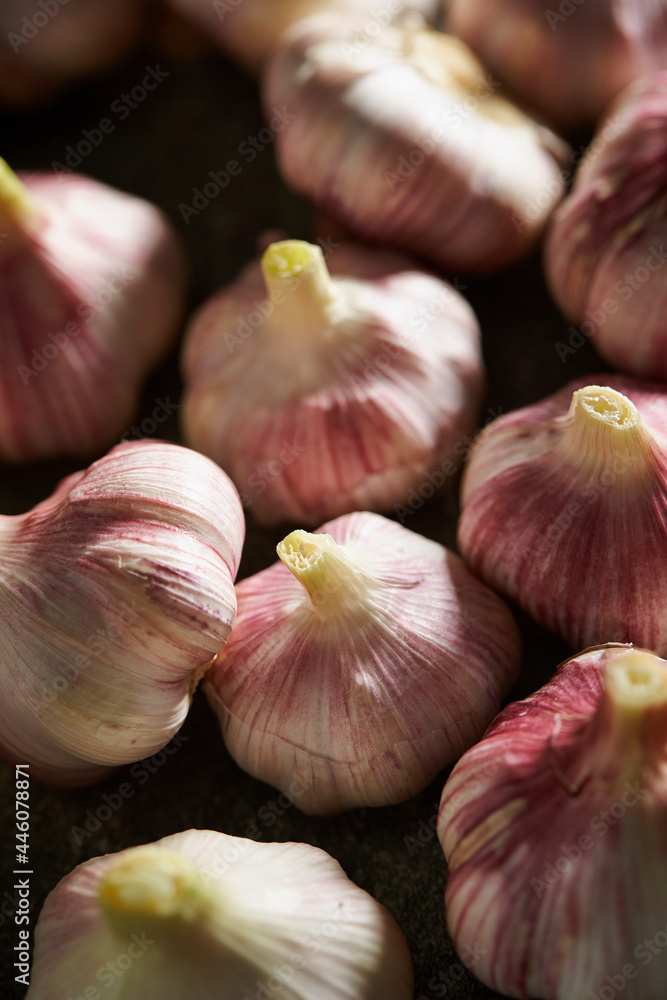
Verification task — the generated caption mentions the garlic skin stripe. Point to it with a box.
[264,19,569,273]
[26,829,414,1000]
[0,160,186,461]
[205,510,520,814]
[181,239,484,527]
[0,441,245,786]
[165,0,440,72]
[545,73,667,379]
[0,0,144,107]
[444,0,667,128]
[438,643,667,1000]
[458,378,667,655]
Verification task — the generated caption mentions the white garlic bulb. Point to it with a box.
[205,511,521,814]
[0,441,245,786]
[458,377,667,655]
[181,238,484,526]
[444,0,667,128]
[545,73,667,378]
[264,19,568,272]
[439,643,667,1000]
[26,829,414,1000]
[0,159,186,461]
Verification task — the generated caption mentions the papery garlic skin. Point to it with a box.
[458,377,667,654]
[181,239,484,526]
[444,0,667,128]
[545,74,667,379]
[26,829,414,1000]
[264,20,568,273]
[0,441,245,786]
[0,163,186,461]
[205,511,520,814]
[0,0,144,107]
[438,643,667,1000]
[166,0,439,72]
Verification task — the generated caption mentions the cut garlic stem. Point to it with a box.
[277,529,376,620]
[261,239,337,339]
[566,384,648,473]
[98,848,217,949]
[0,158,38,231]
[605,649,667,712]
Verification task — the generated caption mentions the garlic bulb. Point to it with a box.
[264,19,569,273]
[0,0,144,107]
[444,0,667,128]
[205,511,521,814]
[181,239,484,526]
[0,441,245,786]
[0,160,186,461]
[545,74,667,379]
[438,642,667,1000]
[26,829,413,1000]
[458,377,667,655]
[165,0,439,72]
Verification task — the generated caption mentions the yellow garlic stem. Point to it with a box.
[597,650,667,773]
[99,848,214,939]
[277,530,376,621]
[605,650,667,715]
[260,240,338,340]
[0,159,39,233]
[565,385,651,476]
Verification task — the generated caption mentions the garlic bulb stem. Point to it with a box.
[99,848,214,938]
[260,240,337,341]
[605,649,667,713]
[565,384,649,474]
[277,529,378,620]
[0,157,37,231]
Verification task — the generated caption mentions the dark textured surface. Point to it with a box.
[0,33,608,1000]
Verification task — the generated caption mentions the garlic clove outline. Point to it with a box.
[458,376,667,655]
[0,160,187,461]
[205,510,520,814]
[438,642,667,1000]
[0,440,245,786]
[26,828,414,1000]
[545,73,667,379]
[264,18,569,273]
[444,0,667,128]
[181,238,484,526]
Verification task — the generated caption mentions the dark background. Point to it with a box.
[0,19,606,999]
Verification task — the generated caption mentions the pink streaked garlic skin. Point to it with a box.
[165,0,440,72]
[264,20,568,273]
[205,511,520,815]
[182,241,484,527]
[438,643,667,1000]
[0,0,144,106]
[545,74,667,379]
[444,0,667,128]
[0,441,245,787]
[458,376,667,655]
[26,830,414,1000]
[0,170,186,461]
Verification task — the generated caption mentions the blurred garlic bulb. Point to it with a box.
[0,441,245,786]
[458,377,667,654]
[165,0,439,72]
[546,74,667,378]
[26,829,413,1000]
[0,160,186,461]
[439,642,667,1000]
[181,239,484,526]
[205,511,521,814]
[264,20,569,273]
[444,0,667,128]
[0,0,144,107]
